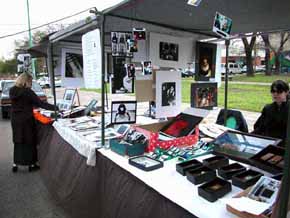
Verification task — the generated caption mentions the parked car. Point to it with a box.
[221,63,241,74]
[0,81,47,119]
[241,65,266,73]
[37,77,62,88]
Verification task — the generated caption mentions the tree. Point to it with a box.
[261,34,271,75]
[242,36,256,76]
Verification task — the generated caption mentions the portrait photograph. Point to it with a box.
[111,101,137,124]
[142,61,152,75]
[161,82,176,106]
[191,82,218,109]
[159,42,179,61]
[195,42,217,81]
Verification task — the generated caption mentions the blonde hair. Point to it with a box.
[15,73,33,88]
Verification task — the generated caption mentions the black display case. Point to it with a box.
[176,159,203,176]
[217,163,246,180]
[186,166,216,185]
[198,177,232,202]
[250,145,285,174]
[232,169,263,189]
[202,155,229,169]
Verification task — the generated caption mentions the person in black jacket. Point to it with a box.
[253,80,289,146]
[9,73,57,172]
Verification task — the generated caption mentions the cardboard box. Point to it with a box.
[218,163,247,180]
[186,166,216,185]
[176,159,203,176]
[202,155,229,170]
[110,138,146,157]
[232,169,263,190]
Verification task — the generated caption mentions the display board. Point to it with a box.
[82,29,101,89]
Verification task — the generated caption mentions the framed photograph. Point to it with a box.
[191,82,218,109]
[129,155,163,171]
[187,0,202,6]
[159,42,179,61]
[63,88,77,105]
[211,130,282,163]
[213,12,233,38]
[162,82,176,106]
[111,101,137,124]
[155,70,181,118]
[141,61,152,75]
[65,52,83,78]
[195,42,217,81]
[125,63,135,78]
[111,32,134,57]
[159,113,203,138]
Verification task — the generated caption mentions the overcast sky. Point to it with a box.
[0,0,122,59]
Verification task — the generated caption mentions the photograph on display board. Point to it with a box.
[133,28,146,40]
[111,57,134,94]
[63,88,76,105]
[111,32,134,57]
[127,39,138,53]
[195,42,217,81]
[111,101,137,124]
[213,12,232,38]
[65,52,83,78]
[191,82,218,109]
[159,113,203,138]
[141,61,152,75]
[162,82,176,106]
[159,42,179,61]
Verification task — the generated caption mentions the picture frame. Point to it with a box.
[64,51,83,78]
[141,61,152,75]
[63,88,77,105]
[195,42,217,81]
[211,130,282,163]
[159,42,179,61]
[213,12,233,38]
[133,28,146,40]
[191,82,218,109]
[129,155,163,171]
[111,101,137,124]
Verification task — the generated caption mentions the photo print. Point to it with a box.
[111,57,134,94]
[213,12,233,38]
[63,88,77,105]
[65,52,83,78]
[195,42,217,81]
[162,82,176,106]
[191,82,218,109]
[142,61,152,75]
[159,42,179,61]
[111,101,137,124]
[17,54,31,73]
[133,28,146,40]
[111,32,134,57]
[155,70,181,118]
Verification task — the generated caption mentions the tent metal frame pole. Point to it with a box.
[224,39,230,123]
[278,105,290,217]
[48,43,57,120]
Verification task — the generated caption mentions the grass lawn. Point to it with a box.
[182,79,272,112]
[233,73,290,83]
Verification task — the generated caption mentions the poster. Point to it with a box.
[159,42,179,61]
[82,29,101,89]
[17,53,31,73]
[111,32,134,57]
[195,42,217,81]
[155,71,181,118]
[191,82,218,109]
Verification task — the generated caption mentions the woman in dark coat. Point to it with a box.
[9,73,57,172]
[252,80,289,146]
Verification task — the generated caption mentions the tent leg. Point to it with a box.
[223,39,230,125]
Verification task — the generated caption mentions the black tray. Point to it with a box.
[217,163,246,180]
[232,169,263,189]
[198,177,232,202]
[202,155,229,169]
[250,145,285,174]
[186,166,216,185]
[176,159,203,176]
[129,155,163,171]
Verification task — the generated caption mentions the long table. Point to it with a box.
[37,124,197,218]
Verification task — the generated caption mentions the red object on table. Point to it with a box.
[33,109,53,124]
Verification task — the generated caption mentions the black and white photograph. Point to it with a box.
[111,101,137,124]
[63,88,76,105]
[125,63,135,78]
[162,82,176,106]
[142,61,152,75]
[191,82,218,109]
[111,32,134,57]
[195,42,217,81]
[65,52,83,78]
[159,42,179,61]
